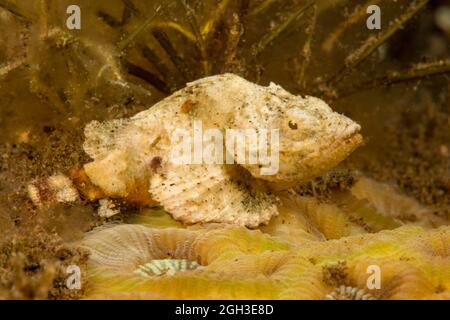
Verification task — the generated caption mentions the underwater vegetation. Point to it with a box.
[0,0,449,299]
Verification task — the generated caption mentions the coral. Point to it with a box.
[296,226,450,300]
[126,208,184,229]
[290,195,367,239]
[349,176,447,228]
[324,286,376,300]
[134,259,200,277]
[261,177,446,243]
[79,221,450,300]
[80,224,294,299]
[322,261,348,287]
[259,191,368,242]
[260,191,325,243]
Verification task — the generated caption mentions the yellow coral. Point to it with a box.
[79,174,450,300]
[80,221,450,300]
[126,208,184,229]
[263,177,446,244]
[350,177,446,228]
[81,225,293,299]
[296,226,450,299]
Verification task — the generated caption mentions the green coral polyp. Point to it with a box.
[134,259,200,278]
[324,286,377,300]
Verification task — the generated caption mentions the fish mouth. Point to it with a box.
[329,127,363,153]
[284,124,362,155]
[317,120,362,156]
[339,121,361,140]
[345,131,363,147]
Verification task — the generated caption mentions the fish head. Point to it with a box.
[244,88,362,185]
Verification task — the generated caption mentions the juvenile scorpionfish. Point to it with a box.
[32,74,363,227]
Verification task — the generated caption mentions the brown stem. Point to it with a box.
[179,0,210,75]
[121,0,140,16]
[252,0,315,57]
[97,10,123,28]
[0,0,31,21]
[151,28,191,81]
[124,60,171,94]
[322,0,429,87]
[117,4,164,52]
[297,3,317,90]
[321,0,382,53]
[338,60,450,98]
[141,45,171,79]
[248,0,277,17]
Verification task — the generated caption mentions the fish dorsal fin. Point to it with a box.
[83,119,131,160]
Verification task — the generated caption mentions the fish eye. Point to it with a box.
[288,120,298,130]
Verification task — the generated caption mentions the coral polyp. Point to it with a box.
[80,224,291,299]
[134,259,200,278]
[79,218,450,300]
[324,286,377,300]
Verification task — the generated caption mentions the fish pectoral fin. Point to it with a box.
[149,163,279,228]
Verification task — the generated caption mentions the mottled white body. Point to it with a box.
[83,74,362,227]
